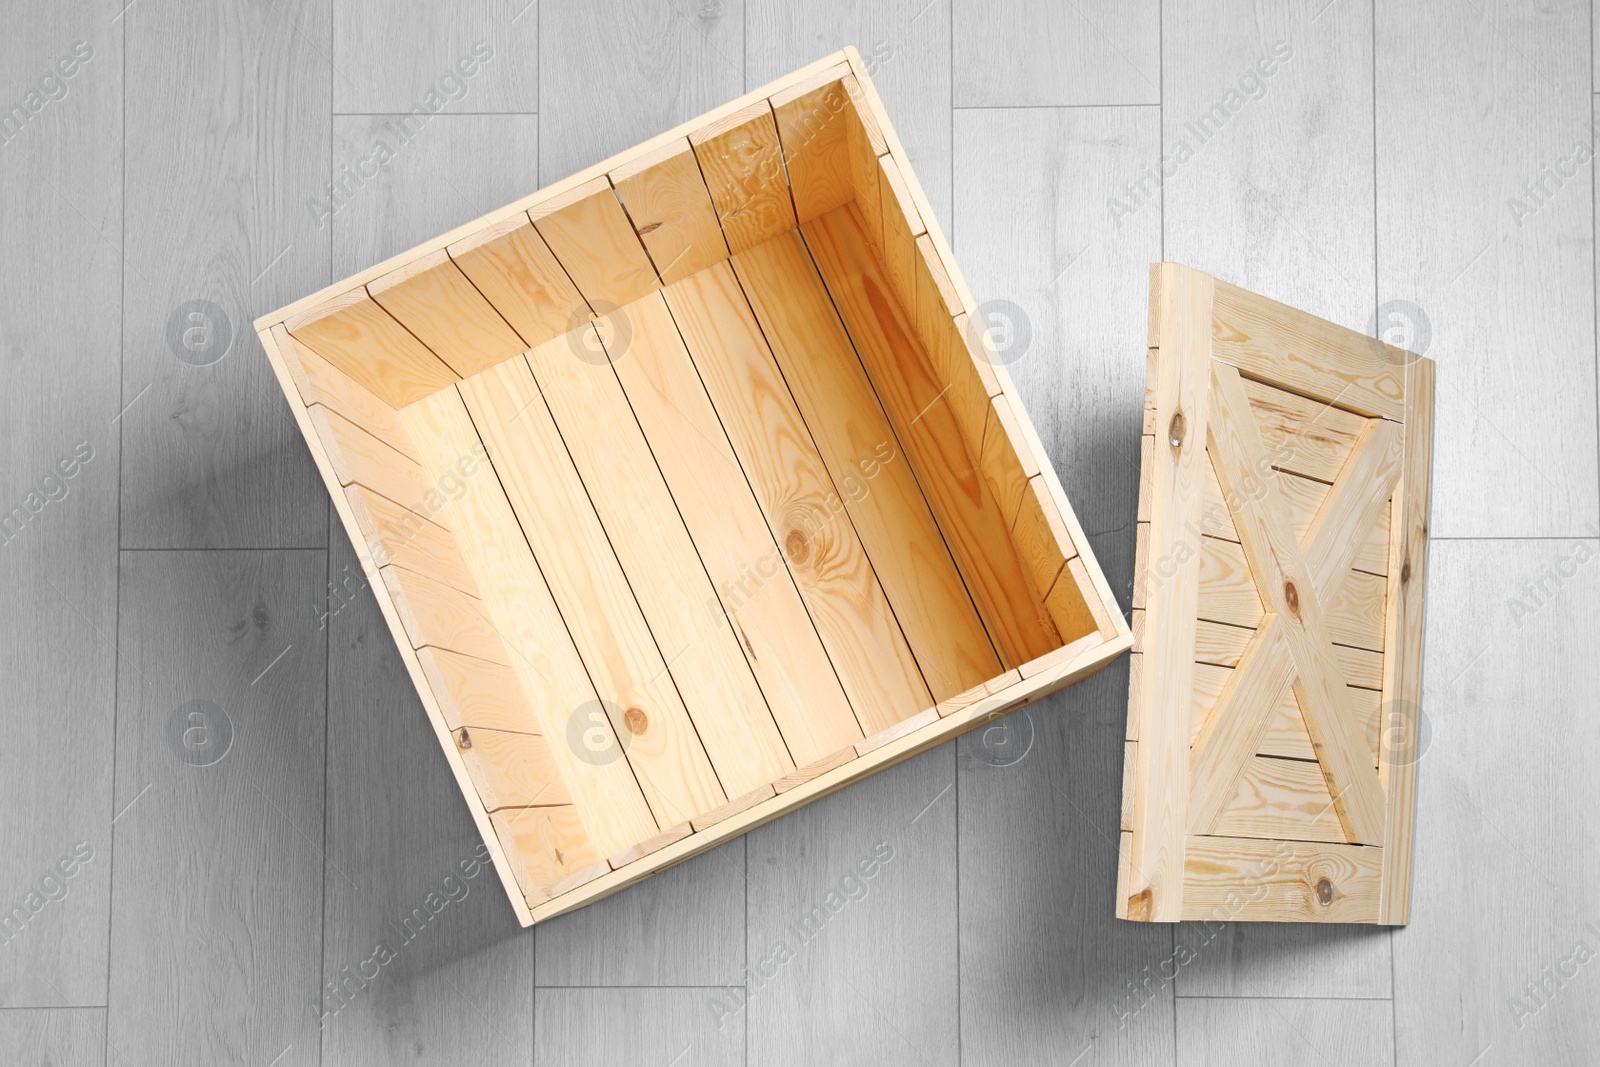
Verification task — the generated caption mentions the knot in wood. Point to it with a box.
[623,706,649,736]
[784,529,810,565]
[1283,579,1301,617]
[456,728,471,750]
[1315,877,1334,906]
[1167,411,1186,449]
[1400,559,1411,585]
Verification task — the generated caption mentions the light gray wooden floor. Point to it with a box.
[2,1,1596,1064]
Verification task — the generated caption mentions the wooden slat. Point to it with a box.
[1011,476,1069,607]
[1126,262,1213,921]
[840,75,885,254]
[801,204,1059,667]
[1201,457,1390,576]
[609,293,862,765]
[1198,534,1387,651]
[662,262,932,732]
[1196,619,1383,691]
[380,565,507,663]
[1211,278,1407,421]
[525,333,795,796]
[343,484,474,593]
[402,388,659,857]
[689,784,777,832]
[447,213,591,351]
[605,822,693,869]
[1180,836,1382,922]
[307,405,442,525]
[690,100,798,254]
[1212,755,1347,843]
[610,137,731,285]
[1204,362,1386,845]
[770,69,854,224]
[1187,417,1403,835]
[771,746,857,794]
[271,324,412,455]
[1064,557,1118,640]
[980,395,1036,529]
[1192,662,1382,764]
[490,806,603,897]
[458,726,570,811]
[285,286,458,407]
[368,247,528,376]
[529,175,660,309]
[1379,358,1435,924]
[732,229,1001,699]
[1238,376,1368,483]
[416,647,541,735]
[462,357,727,827]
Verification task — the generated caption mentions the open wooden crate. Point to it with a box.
[255,49,1128,925]
[1120,264,1434,924]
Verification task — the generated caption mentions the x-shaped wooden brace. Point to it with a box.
[1187,362,1402,845]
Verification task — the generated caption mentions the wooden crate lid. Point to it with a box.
[1120,264,1434,925]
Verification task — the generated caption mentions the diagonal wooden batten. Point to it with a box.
[1203,362,1387,845]
[1187,417,1403,832]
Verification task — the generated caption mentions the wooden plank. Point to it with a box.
[535,989,743,1067]
[1176,999,1394,1067]
[1238,376,1369,484]
[954,0,1159,107]
[1378,358,1435,923]
[770,70,854,224]
[447,213,592,352]
[1198,534,1387,651]
[0,0,118,1001]
[110,552,325,1062]
[1125,263,1213,921]
[1204,362,1386,845]
[609,292,863,765]
[1196,619,1383,692]
[1201,459,1391,576]
[1212,279,1406,421]
[979,395,1037,530]
[332,0,535,113]
[380,566,506,663]
[732,228,1002,699]
[490,806,603,896]
[801,204,1059,667]
[691,100,799,254]
[525,332,795,796]
[1211,755,1347,843]
[840,76,885,254]
[604,822,694,869]
[320,531,533,1065]
[1011,476,1070,610]
[415,648,539,735]
[286,287,459,408]
[272,324,413,456]
[401,389,659,858]
[1180,837,1382,922]
[663,262,932,732]
[457,726,569,811]
[529,176,660,310]
[461,358,726,826]
[307,405,444,529]
[0,1010,103,1066]
[343,485,475,593]
[368,248,528,376]
[690,784,778,832]
[1192,662,1382,764]
[610,138,730,285]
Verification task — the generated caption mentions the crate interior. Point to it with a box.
[270,60,1106,907]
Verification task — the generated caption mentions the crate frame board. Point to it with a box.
[255,48,1129,926]
[1120,263,1434,925]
